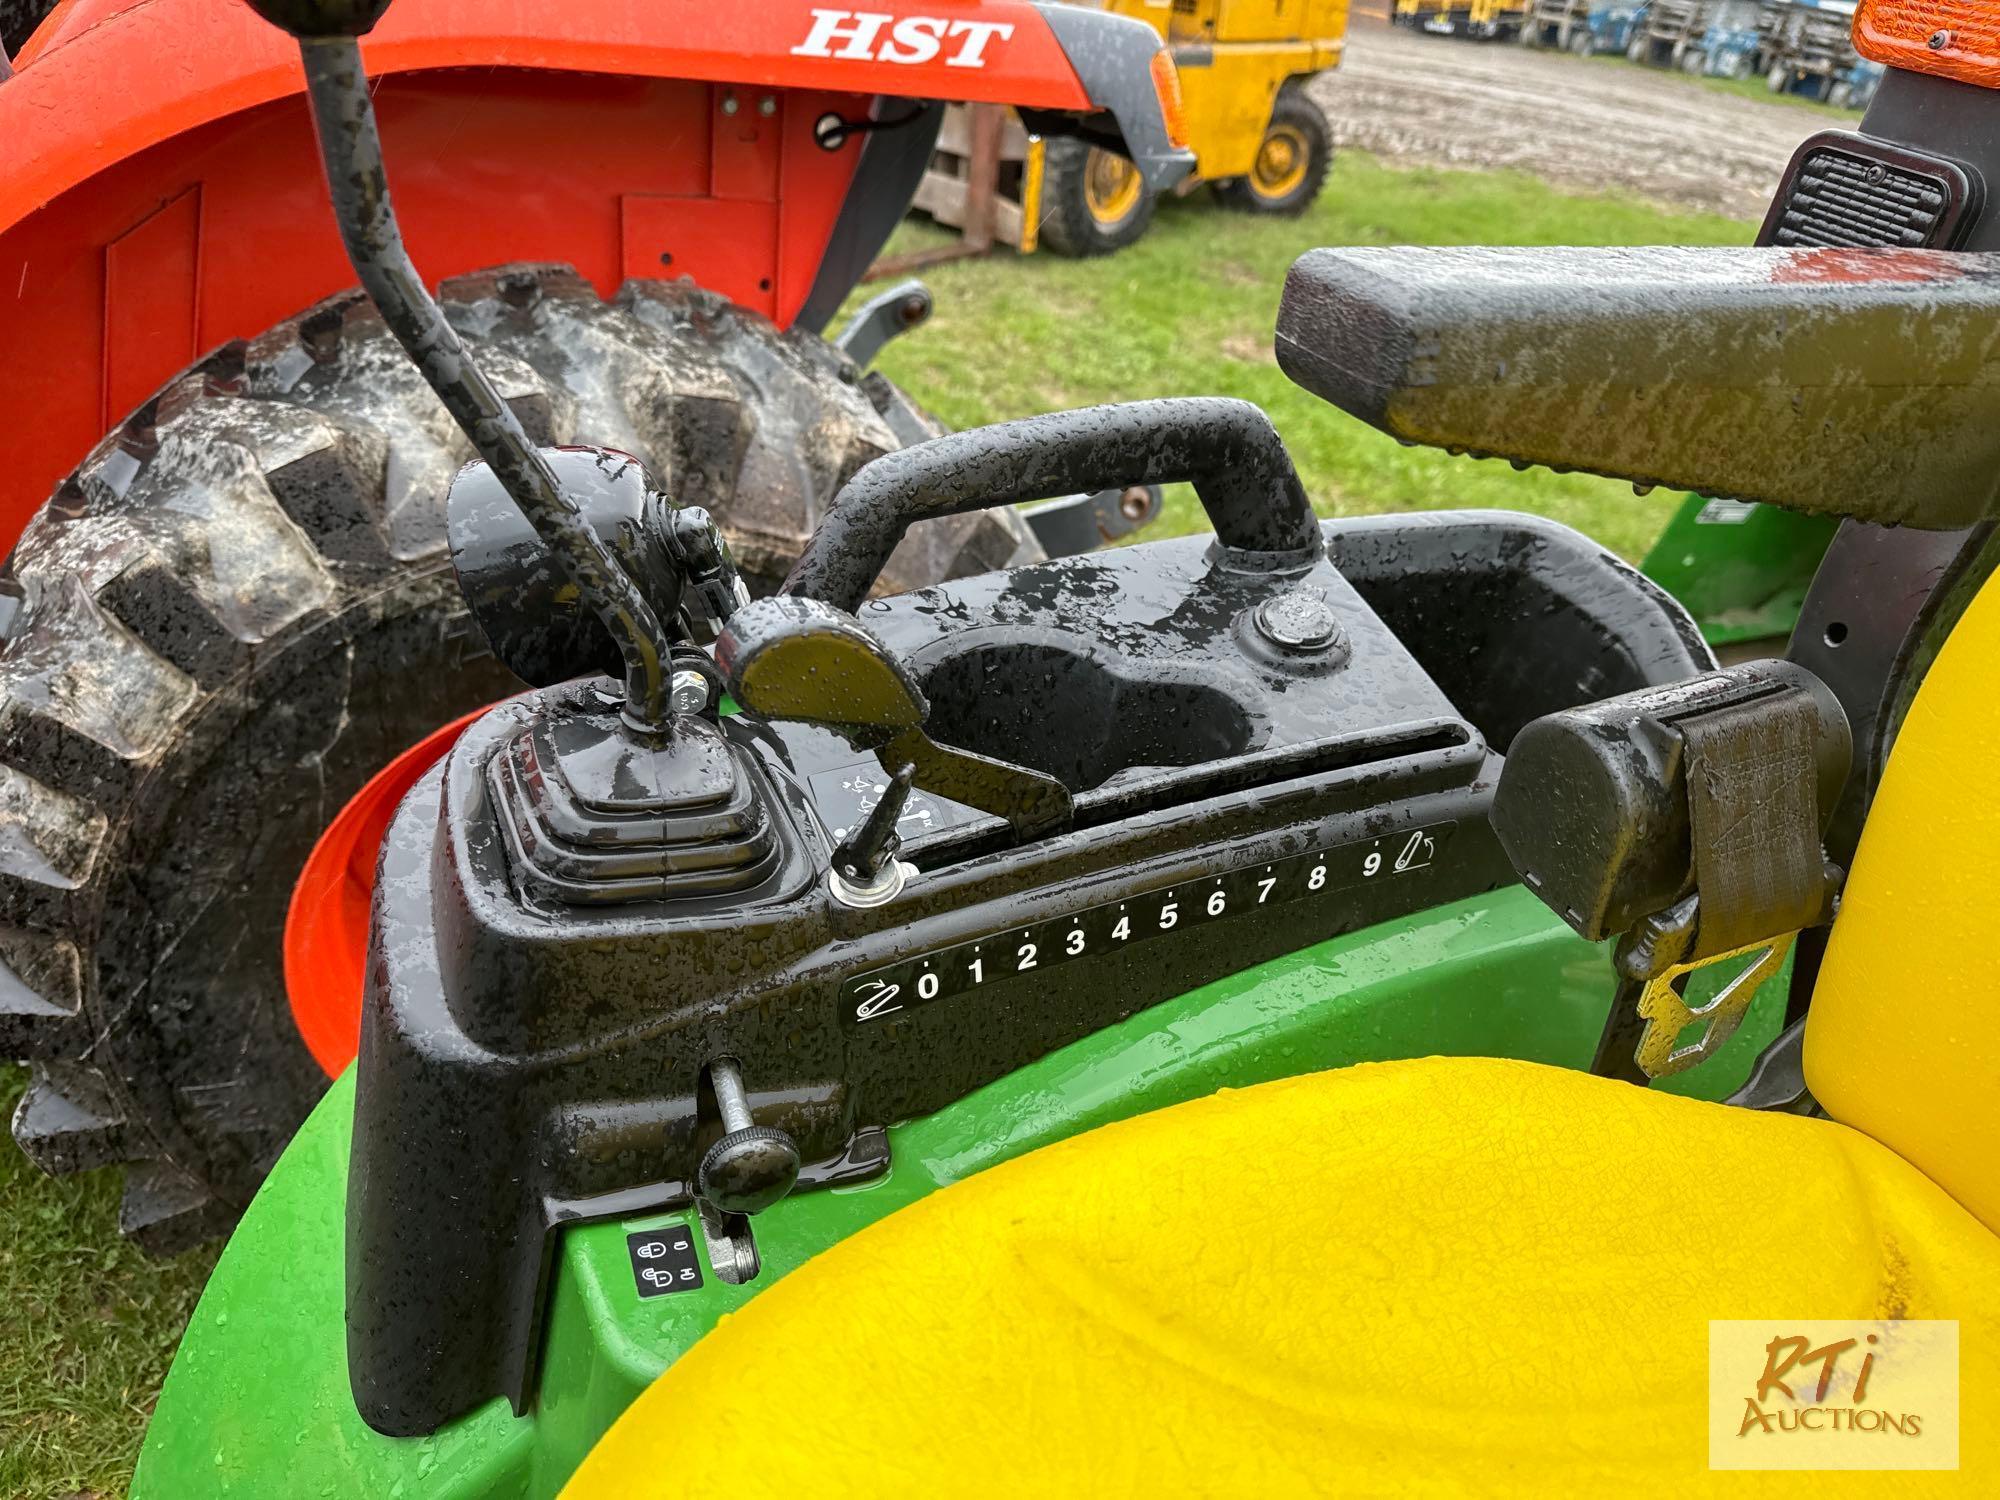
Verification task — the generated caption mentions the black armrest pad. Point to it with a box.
[1276,246,2000,531]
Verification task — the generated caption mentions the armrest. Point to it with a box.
[1275,245,2000,531]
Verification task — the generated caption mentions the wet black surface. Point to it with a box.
[345,503,1713,1434]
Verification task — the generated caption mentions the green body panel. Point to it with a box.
[134,888,1785,1499]
[1641,494,1839,647]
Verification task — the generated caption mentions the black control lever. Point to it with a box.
[716,596,1073,840]
[783,398,1321,612]
[244,0,678,726]
[834,763,915,888]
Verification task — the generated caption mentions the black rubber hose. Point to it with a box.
[782,398,1322,612]
[295,38,673,724]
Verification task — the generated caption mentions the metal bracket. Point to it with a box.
[833,279,933,369]
[1022,484,1164,558]
[1725,1017,1823,1115]
[1634,934,1794,1078]
[695,1199,760,1286]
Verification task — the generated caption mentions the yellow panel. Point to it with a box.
[1097,0,1175,43]
[1215,0,1314,43]
[1176,43,1320,178]
[569,1056,2000,1496]
[1807,567,2000,1234]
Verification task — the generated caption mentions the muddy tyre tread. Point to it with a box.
[0,266,1031,1253]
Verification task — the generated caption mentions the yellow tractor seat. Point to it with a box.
[570,573,2000,1497]
[570,1057,1999,1495]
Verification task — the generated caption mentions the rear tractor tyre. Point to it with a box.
[0,265,1036,1253]
[0,0,58,56]
[1214,89,1334,218]
[1037,136,1157,256]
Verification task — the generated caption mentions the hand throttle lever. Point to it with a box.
[716,597,1073,852]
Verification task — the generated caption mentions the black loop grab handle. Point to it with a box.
[782,398,1323,611]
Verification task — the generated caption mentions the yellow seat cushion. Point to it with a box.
[568,1056,2000,1496]
[1806,567,2000,1234]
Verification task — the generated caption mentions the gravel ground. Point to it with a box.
[1315,11,1848,220]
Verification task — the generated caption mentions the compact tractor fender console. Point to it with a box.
[344,397,1714,1435]
[229,0,1717,1441]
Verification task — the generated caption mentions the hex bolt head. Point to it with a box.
[721,93,740,115]
[1254,591,1344,653]
[758,95,777,117]
[670,668,712,716]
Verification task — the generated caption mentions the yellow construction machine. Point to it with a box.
[1393,0,1532,40]
[909,1,1347,257]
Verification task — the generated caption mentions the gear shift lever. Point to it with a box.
[242,0,677,726]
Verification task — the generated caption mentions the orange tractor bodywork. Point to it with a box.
[0,0,1107,557]
[0,0,1187,1243]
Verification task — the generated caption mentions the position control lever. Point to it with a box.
[716,596,1074,866]
[244,0,691,728]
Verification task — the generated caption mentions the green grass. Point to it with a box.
[2,150,1751,1500]
[0,1066,217,1500]
[851,153,1749,562]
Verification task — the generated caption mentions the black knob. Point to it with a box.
[241,0,397,37]
[697,1058,800,1216]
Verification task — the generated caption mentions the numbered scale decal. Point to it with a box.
[840,822,1454,1027]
